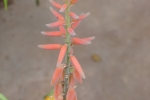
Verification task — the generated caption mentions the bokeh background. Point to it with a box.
[0,0,150,100]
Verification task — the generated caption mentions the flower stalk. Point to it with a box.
[39,0,95,100]
[63,0,71,99]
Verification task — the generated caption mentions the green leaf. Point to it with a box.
[0,93,8,100]
[3,0,8,10]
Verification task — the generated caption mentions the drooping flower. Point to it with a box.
[73,68,82,84]
[69,74,75,86]
[59,25,66,35]
[50,7,65,21]
[79,12,90,20]
[81,36,95,42]
[57,44,67,67]
[41,31,63,37]
[71,21,81,30]
[66,87,76,100]
[67,27,76,36]
[69,12,79,19]
[54,83,63,99]
[60,4,67,12]
[51,64,65,86]
[46,21,65,28]
[70,55,85,79]
[57,94,63,100]
[72,37,91,45]
[38,44,62,50]
[49,0,62,9]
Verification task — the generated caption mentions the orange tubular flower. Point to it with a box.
[51,64,65,86]
[49,0,62,9]
[71,21,81,30]
[54,83,63,99]
[67,27,76,36]
[46,21,65,28]
[72,37,91,45]
[38,44,62,50]
[59,25,66,35]
[60,4,67,12]
[79,12,90,20]
[82,36,95,42]
[57,44,67,67]
[73,68,82,84]
[70,55,86,79]
[41,31,63,37]
[50,7,65,21]
[66,87,76,100]
[69,74,75,86]
[57,94,63,100]
[69,12,79,19]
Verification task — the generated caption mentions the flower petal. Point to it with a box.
[41,31,63,37]
[73,91,77,100]
[71,21,81,30]
[67,27,76,36]
[69,12,79,19]
[81,36,95,41]
[57,94,63,100]
[38,44,62,50]
[60,4,67,12]
[46,21,65,28]
[49,0,62,9]
[70,55,85,79]
[79,12,90,20]
[51,64,65,85]
[66,87,75,100]
[50,7,65,20]
[69,74,75,86]
[73,68,82,84]
[57,44,67,67]
[59,25,66,35]
[72,37,91,45]
[54,83,63,99]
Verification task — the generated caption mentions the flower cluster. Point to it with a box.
[39,0,95,100]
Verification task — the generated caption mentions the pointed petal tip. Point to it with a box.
[92,36,96,40]
[87,41,91,45]
[49,0,53,2]
[46,24,49,27]
[49,6,53,11]
[38,45,43,48]
[41,31,45,35]
[82,74,86,79]
[87,12,90,16]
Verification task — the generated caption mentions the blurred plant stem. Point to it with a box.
[36,0,40,6]
[3,0,8,10]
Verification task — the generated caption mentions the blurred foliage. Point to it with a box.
[44,90,54,100]
[36,0,40,6]
[0,93,8,100]
[2,0,40,10]
[3,0,8,10]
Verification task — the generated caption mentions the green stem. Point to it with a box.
[4,0,8,10]
[63,0,71,100]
